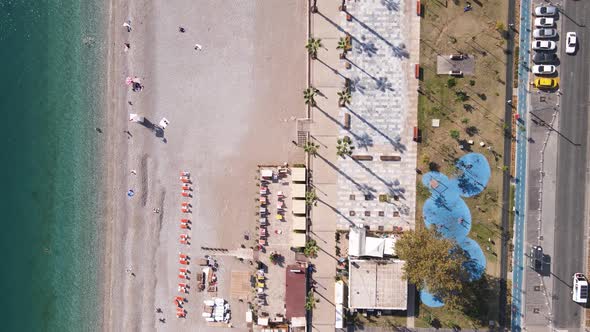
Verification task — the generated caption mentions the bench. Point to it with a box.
[380,155,402,161]
[343,113,351,129]
[351,155,373,161]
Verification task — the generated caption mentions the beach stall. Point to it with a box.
[291,183,306,199]
[129,113,144,123]
[292,216,306,231]
[291,232,306,248]
[292,199,306,215]
[260,169,273,179]
[292,167,307,183]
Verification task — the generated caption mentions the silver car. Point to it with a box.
[534,6,557,17]
[534,17,555,28]
[533,28,557,39]
[532,40,556,51]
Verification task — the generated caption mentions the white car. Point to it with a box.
[532,65,556,75]
[534,6,557,17]
[533,28,557,39]
[532,40,556,51]
[566,32,577,54]
[535,17,555,28]
[573,273,588,304]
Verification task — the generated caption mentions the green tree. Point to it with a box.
[302,141,320,156]
[269,251,281,265]
[337,90,351,107]
[305,290,316,310]
[461,117,470,124]
[305,38,322,59]
[304,239,319,258]
[449,129,460,140]
[455,91,469,102]
[305,189,318,206]
[396,226,468,307]
[304,87,318,106]
[447,77,457,88]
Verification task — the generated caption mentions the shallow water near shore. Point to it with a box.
[0,1,105,330]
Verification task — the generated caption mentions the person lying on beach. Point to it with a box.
[194,43,202,51]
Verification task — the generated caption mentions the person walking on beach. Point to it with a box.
[123,20,132,32]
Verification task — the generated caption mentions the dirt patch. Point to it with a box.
[415,0,510,328]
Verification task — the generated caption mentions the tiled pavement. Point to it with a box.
[335,0,419,232]
[308,0,420,330]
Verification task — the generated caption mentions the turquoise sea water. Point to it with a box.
[0,1,105,331]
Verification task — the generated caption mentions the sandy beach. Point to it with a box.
[101,0,307,331]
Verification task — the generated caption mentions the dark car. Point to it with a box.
[530,245,544,270]
[533,52,558,64]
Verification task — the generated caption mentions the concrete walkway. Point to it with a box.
[309,2,345,331]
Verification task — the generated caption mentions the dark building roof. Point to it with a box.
[285,264,306,319]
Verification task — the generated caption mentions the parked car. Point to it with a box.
[533,52,558,64]
[530,246,544,270]
[532,65,556,75]
[534,17,555,28]
[533,28,557,39]
[449,70,463,76]
[449,54,466,60]
[572,273,589,304]
[532,40,557,51]
[534,77,559,89]
[566,32,577,54]
[534,5,557,17]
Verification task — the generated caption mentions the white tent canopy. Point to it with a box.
[348,226,396,258]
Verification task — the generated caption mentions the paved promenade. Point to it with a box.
[308,0,420,330]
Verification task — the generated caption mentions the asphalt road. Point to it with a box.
[551,0,590,328]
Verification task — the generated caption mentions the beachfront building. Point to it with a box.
[348,259,408,312]
[285,264,307,331]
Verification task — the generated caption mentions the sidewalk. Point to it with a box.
[309,1,346,331]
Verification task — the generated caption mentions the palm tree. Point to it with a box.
[305,290,316,310]
[304,239,319,258]
[302,141,319,157]
[303,87,318,106]
[337,90,351,107]
[305,190,317,206]
[336,36,350,59]
[305,38,322,59]
[336,136,354,157]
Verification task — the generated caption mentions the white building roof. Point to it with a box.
[292,167,307,182]
[292,216,306,231]
[291,232,306,248]
[291,183,306,198]
[292,199,306,215]
[348,259,407,310]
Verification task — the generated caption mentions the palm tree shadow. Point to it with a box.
[355,36,379,58]
[346,107,405,152]
[349,76,368,94]
[356,132,374,150]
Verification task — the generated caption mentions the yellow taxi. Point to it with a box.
[534,77,559,89]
